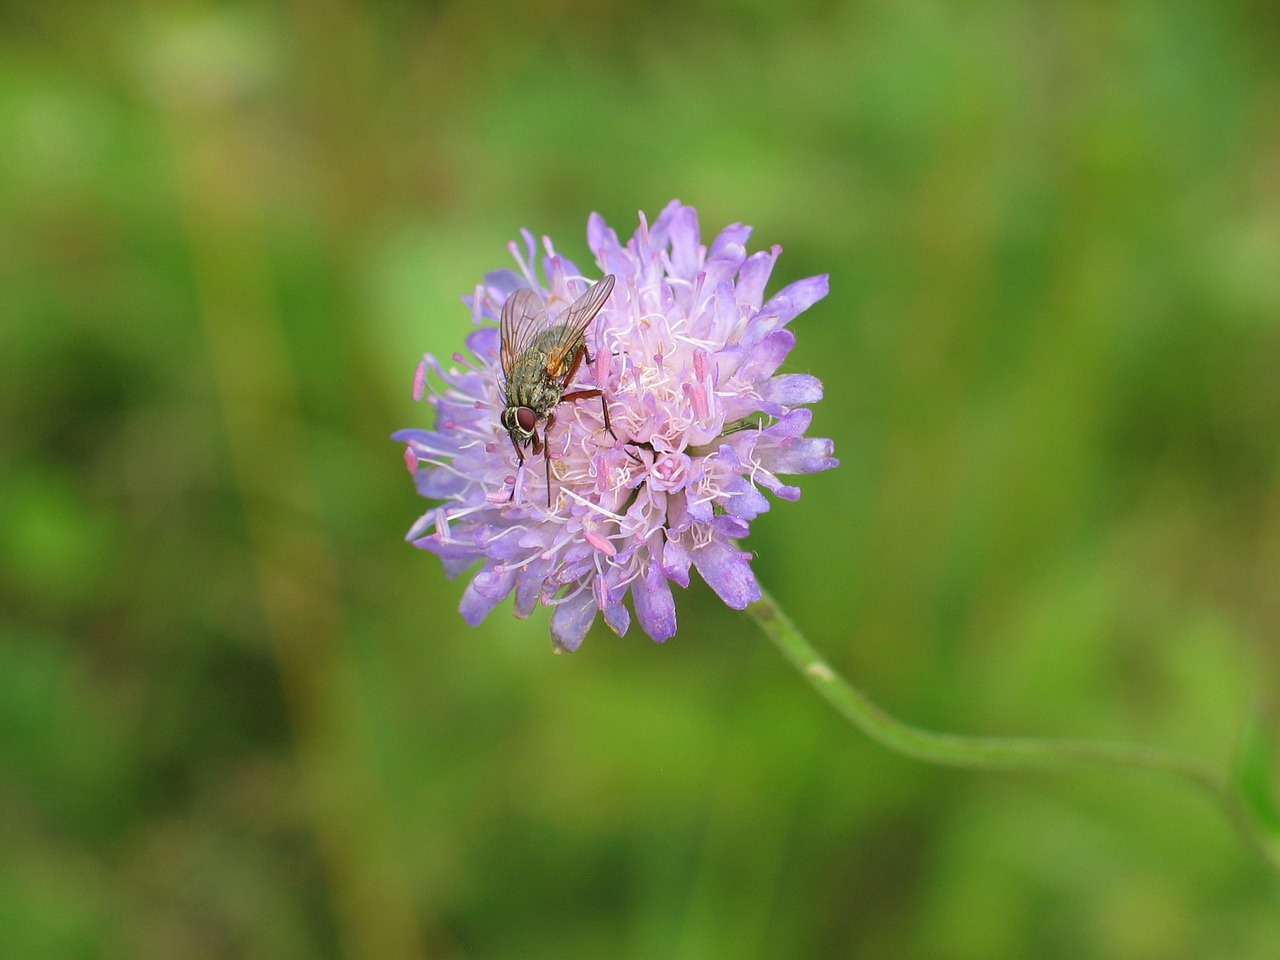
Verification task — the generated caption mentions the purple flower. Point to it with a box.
[394,201,838,650]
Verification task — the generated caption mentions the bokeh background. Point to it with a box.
[3,1,1280,957]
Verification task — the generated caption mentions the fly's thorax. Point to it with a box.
[503,324,583,417]
[528,325,578,376]
[505,350,553,412]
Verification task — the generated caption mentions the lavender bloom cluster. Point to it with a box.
[395,201,838,650]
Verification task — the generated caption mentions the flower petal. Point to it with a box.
[415,468,466,499]
[551,589,599,651]
[720,474,771,520]
[633,548,677,642]
[666,205,703,282]
[735,246,781,312]
[709,222,752,260]
[602,592,630,636]
[661,535,692,588]
[460,564,517,626]
[465,325,501,359]
[762,436,840,476]
[764,373,824,409]
[760,274,829,325]
[692,536,760,610]
[589,212,633,279]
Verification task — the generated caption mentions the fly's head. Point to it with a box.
[500,404,539,447]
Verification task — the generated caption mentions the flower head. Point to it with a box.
[395,201,838,650]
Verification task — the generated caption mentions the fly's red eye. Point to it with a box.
[516,407,537,432]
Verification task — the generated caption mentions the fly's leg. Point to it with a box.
[566,344,617,441]
[623,438,654,465]
[561,388,615,440]
[507,433,526,502]
[541,415,555,508]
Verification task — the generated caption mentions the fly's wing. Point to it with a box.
[499,288,551,378]
[541,275,616,376]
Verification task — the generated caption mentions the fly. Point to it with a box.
[499,274,616,506]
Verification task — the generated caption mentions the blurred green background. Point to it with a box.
[3,1,1279,957]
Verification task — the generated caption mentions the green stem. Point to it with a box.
[747,586,1280,875]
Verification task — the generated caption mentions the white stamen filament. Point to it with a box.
[560,486,627,522]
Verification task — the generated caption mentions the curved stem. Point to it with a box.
[747,586,1280,875]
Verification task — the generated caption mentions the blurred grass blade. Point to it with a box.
[1234,706,1280,852]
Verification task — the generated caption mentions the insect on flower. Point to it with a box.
[397,203,837,648]
[499,274,617,505]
